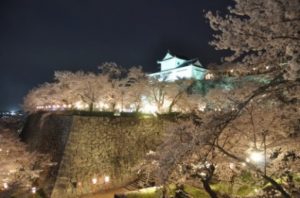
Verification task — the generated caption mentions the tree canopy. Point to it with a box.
[206,0,300,80]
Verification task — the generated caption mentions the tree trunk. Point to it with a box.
[89,103,94,112]
[202,179,218,198]
[262,175,291,198]
[168,100,175,113]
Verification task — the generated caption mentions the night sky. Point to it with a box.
[0,0,232,111]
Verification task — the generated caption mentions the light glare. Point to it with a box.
[249,151,264,163]
[104,176,110,183]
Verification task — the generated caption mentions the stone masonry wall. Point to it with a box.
[21,112,73,195]
[51,115,167,198]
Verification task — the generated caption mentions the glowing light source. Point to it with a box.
[92,178,97,184]
[114,112,121,116]
[104,176,110,183]
[141,103,157,114]
[31,187,37,194]
[198,103,206,112]
[146,150,156,156]
[74,101,87,110]
[137,186,159,193]
[249,151,264,163]
[3,183,8,189]
[205,73,214,80]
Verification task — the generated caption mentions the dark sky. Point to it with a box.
[0,0,232,111]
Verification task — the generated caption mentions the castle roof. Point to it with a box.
[157,51,206,70]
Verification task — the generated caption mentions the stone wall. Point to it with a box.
[51,115,166,197]
[22,113,169,197]
[21,112,73,195]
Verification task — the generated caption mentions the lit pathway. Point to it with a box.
[81,188,127,198]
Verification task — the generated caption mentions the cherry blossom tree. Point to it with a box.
[124,66,149,112]
[146,75,300,197]
[0,127,49,197]
[98,62,126,111]
[54,71,108,112]
[206,0,300,80]
[23,83,61,112]
[165,79,194,113]
[146,79,168,113]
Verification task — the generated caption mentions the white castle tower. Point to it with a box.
[148,51,208,81]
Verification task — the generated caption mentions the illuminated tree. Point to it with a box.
[165,79,194,113]
[0,128,49,196]
[98,62,126,111]
[124,66,149,112]
[54,71,108,112]
[147,76,300,197]
[206,0,300,80]
[146,79,169,113]
[23,83,61,112]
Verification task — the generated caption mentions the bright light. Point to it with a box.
[249,151,264,163]
[92,178,97,184]
[31,187,37,194]
[266,66,270,70]
[104,176,110,183]
[229,163,235,170]
[74,101,87,110]
[146,150,156,156]
[230,69,234,73]
[141,103,157,114]
[138,186,159,193]
[114,112,121,116]
[205,73,214,80]
[3,183,8,189]
[198,103,206,112]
